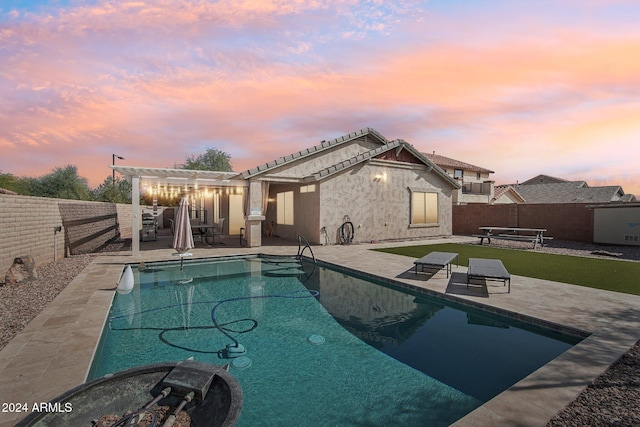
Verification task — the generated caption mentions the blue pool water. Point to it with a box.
[89,255,583,426]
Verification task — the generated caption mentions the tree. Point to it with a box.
[28,165,93,200]
[93,176,132,203]
[176,147,233,171]
[0,172,29,194]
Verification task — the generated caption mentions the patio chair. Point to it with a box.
[211,218,225,245]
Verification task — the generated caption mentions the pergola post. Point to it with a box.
[131,175,140,256]
[245,180,265,247]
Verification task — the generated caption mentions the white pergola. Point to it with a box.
[111,165,247,255]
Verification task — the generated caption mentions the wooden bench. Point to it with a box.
[467,258,511,293]
[475,227,552,249]
[414,252,459,278]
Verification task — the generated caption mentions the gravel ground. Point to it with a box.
[1,239,638,425]
[547,340,640,427]
[468,238,640,261]
[0,253,97,350]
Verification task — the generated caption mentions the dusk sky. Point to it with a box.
[1,0,639,195]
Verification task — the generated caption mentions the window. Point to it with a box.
[476,172,481,180]
[454,169,463,180]
[411,191,438,224]
[276,191,294,225]
[300,184,315,193]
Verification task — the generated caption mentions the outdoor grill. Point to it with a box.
[141,213,157,241]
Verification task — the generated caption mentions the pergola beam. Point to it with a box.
[110,165,248,256]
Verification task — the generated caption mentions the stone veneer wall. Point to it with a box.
[0,194,133,274]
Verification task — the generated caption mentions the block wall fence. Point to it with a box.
[1,194,133,274]
[453,203,594,242]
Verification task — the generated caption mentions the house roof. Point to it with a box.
[423,152,494,174]
[492,185,526,203]
[520,174,573,185]
[240,127,388,179]
[497,174,637,203]
[240,128,460,188]
[0,187,17,195]
[309,139,460,188]
[620,193,638,202]
[496,181,626,204]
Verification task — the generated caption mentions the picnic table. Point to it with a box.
[474,227,551,249]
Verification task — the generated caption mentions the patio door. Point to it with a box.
[228,194,244,235]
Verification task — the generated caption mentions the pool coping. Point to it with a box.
[1,237,639,427]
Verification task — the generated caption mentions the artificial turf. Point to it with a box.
[374,243,640,296]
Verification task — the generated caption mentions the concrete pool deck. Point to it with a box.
[1,236,639,427]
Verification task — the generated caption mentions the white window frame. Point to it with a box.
[276,190,294,225]
[300,184,316,193]
[409,189,439,226]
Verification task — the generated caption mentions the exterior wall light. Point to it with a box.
[374,172,387,182]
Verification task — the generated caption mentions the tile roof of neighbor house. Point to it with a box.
[423,152,494,174]
[520,174,573,185]
[496,181,627,204]
[239,128,461,188]
[492,185,526,203]
[0,187,17,195]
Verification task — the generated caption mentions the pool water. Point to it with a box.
[89,256,583,426]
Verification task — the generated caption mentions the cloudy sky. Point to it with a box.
[1,0,639,194]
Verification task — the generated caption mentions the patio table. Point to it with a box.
[191,224,222,245]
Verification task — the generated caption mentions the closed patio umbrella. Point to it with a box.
[173,196,194,269]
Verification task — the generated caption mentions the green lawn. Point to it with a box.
[374,243,640,296]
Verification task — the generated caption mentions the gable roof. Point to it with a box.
[492,185,526,203]
[0,187,17,195]
[308,139,460,188]
[240,127,388,179]
[520,174,573,185]
[423,152,494,174]
[240,128,460,188]
[496,181,626,204]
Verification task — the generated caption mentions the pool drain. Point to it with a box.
[307,334,325,345]
[231,356,252,370]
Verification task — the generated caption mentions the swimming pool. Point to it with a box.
[89,255,584,426]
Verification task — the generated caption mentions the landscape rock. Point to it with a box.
[4,255,38,286]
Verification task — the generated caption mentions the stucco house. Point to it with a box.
[423,153,495,205]
[113,128,461,253]
[240,128,461,246]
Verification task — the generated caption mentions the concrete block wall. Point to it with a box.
[0,194,65,276]
[0,194,132,274]
[518,203,593,242]
[453,203,594,242]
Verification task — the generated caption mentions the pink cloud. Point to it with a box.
[1,0,639,198]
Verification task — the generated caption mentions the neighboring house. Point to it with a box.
[241,128,461,245]
[491,186,526,204]
[0,187,17,195]
[423,152,495,205]
[495,174,637,204]
[113,128,461,251]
